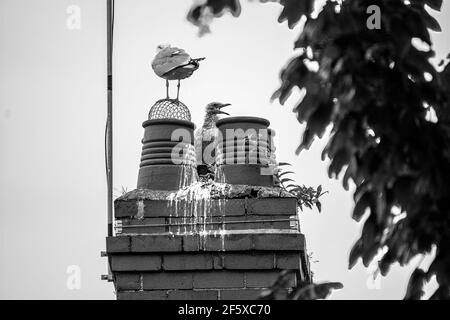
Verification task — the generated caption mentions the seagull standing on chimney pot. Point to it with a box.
[151,44,205,100]
[195,102,231,179]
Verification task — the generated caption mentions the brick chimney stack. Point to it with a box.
[104,116,311,300]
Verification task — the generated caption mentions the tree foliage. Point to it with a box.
[260,270,343,300]
[188,0,450,299]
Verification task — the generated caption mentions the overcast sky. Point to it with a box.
[1,0,449,299]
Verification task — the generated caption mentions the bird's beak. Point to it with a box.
[217,103,231,115]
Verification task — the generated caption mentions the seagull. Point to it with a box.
[151,44,205,100]
[195,102,231,179]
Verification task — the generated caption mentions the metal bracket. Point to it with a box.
[101,274,113,282]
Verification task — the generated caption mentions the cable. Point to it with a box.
[111,0,115,44]
[105,4,113,186]
[105,0,115,236]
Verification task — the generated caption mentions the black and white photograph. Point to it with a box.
[1,0,450,304]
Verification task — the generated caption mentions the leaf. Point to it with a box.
[277,0,315,29]
[307,99,334,139]
[328,148,351,179]
[296,97,317,125]
[349,239,363,269]
[423,0,443,11]
[278,171,295,178]
[291,281,343,300]
[289,186,302,192]
[277,162,292,167]
[296,128,315,154]
[315,201,322,213]
[262,271,342,300]
[316,185,322,195]
[352,192,371,222]
[281,178,295,184]
[403,9,432,45]
[404,268,427,300]
[422,10,441,32]
[360,215,381,267]
[187,0,242,35]
[273,56,310,104]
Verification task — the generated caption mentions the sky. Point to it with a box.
[0,0,449,299]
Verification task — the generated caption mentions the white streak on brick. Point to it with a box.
[137,200,145,220]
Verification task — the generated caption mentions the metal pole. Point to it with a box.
[106,0,113,237]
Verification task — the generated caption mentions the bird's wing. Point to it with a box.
[151,47,191,78]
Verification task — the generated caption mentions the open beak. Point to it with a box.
[217,103,231,115]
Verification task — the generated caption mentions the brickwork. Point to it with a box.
[114,198,296,218]
[107,232,305,253]
[118,215,292,234]
[106,195,311,300]
[110,252,302,272]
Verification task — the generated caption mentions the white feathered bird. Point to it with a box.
[151,44,205,100]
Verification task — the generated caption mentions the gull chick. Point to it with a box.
[195,102,231,179]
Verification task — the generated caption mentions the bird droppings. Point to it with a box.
[136,200,145,220]
[116,183,293,202]
[167,180,227,238]
[178,165,198,190]
[115,182,295,246]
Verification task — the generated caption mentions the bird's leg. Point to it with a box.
[166,79,169,99]
[176,80,180,101]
